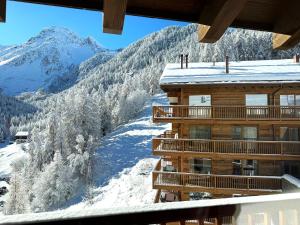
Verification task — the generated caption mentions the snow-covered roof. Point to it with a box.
[160,59,300,86]
[15,131,29,137]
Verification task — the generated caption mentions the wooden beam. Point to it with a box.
[272,0,300,50]
[273,31,300,50]
[0,0,6,22]
[103,0,127,34]
[198,0,248,43]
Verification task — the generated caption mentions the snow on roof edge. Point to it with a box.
[160,59,300,86]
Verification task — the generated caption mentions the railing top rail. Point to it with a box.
[153,170,282,180]
[153,137,300,144]
[1,193,300,225]
[153,105,300,108]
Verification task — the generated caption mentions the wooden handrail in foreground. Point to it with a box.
[1,193,300,225]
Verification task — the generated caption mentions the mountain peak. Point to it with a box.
[26,26,82,45]
[0,26,112,95]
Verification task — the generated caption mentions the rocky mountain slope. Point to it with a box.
[0,27,113,95]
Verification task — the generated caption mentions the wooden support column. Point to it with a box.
[198,0,248,43]
[0,0,6,22]
[103,0,127,34]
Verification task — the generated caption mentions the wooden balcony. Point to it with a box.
[153,131,300,161]
[153,160,282,196]
[1,192,300,225]
[153,105,300,124]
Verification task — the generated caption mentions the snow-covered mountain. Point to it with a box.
[0,27,113,95]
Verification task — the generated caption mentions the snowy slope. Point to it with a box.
[65,94,169,210]
[0,142,27,206]
[0,142,26,178]
[0,27,113,95]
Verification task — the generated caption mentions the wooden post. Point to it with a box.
[263,213,269,225]
[225,56,229,74]
[216,216,223,225]
[247,214,252,225]
[185,54,189,68]
[0,0,6,22]
[294,54,300,63]
[180,54,184,69]
[198,218,205,225]
[103,0,127,34]
[278,210,284,225]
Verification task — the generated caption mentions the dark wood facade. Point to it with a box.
[152,83,300,201]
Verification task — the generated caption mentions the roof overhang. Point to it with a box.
[2,0,300,49]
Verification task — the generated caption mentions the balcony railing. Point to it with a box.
[153,105,300,121]
[153,160,282,195]
[1,193,300,225]
[153,132,300,160]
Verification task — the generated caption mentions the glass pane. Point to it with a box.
[296,95,300,106]
[189,95,211,106]
[246,94,268,106]
[232,126,242,140]
[280,95,295,106]
[192,158,211,174]
[280,127,289,141]
[289,128,299,141]
[189,126,211,139]
[243,127,257,140]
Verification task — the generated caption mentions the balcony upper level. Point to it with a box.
[153,105,300,124]
[153,131,300,161]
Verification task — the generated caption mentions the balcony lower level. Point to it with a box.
[153,131,300,161]
[153,105,300,124]
[152,160,282,196]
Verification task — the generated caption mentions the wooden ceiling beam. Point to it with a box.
[273,31,300,50]
[198,0,248,43]
[0,0,6,22]
[272,0,300,50]
[103,0,127,35]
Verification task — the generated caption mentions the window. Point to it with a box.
[246,94,268,106]
[189,126,211,139]
[243,127,257,140]
[190,158,211,174]
[189,95,211,118]
[189,95,211,106]
[232,127,242,140]
[246,94,268,117]
[280,127,300,141]
[232,126,257,140]
[280,95,300,106]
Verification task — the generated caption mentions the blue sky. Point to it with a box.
[0,1,188,49]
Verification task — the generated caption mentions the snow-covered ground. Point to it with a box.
[0,142,27,205]
[0,142,26,178]
[65,94,169,210]
[0,94,169,212]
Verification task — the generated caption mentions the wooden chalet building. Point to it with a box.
[152,56,300,202]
